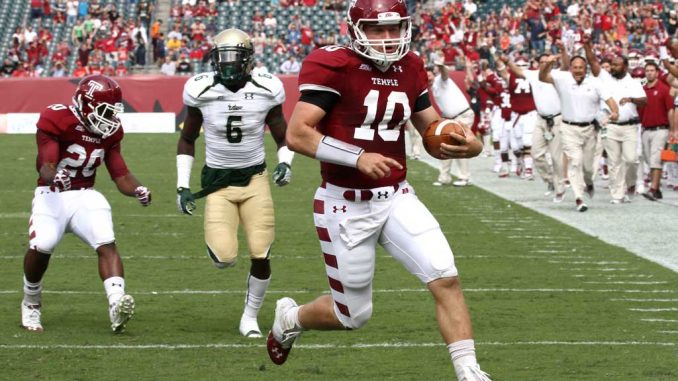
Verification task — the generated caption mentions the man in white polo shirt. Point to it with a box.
[539,54,619,212]
[503,51,568,202]
[585,45,647,204]
[430,60,476,187]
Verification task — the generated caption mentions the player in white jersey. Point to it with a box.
[176,29,293,338]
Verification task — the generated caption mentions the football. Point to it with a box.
[422,119,467,159]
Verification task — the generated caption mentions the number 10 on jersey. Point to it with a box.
[354,90,410,142]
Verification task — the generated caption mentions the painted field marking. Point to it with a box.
[0,340,675,350]
[629,308,678,312]
[611,298,678,302]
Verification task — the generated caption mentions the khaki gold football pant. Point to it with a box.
[532,115,565,195]
[204,171,274,266]
[604,123,639,200]
[560,123,597,201]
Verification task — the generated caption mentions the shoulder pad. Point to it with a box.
[250,72,285,104]
[184,72,218,99]
[36,104,73,136]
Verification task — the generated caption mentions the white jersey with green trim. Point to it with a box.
[183,71,285,169]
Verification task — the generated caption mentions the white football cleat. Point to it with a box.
[239,314,262,338]
[457,365,492,381]
[21,302,43,332]
[110,294,135,333]
[267,297,303,365]
[453,179,470,187]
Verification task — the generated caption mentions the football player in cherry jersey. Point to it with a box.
[497,55,538,180]
[21,75,151,334]
[265,1,490,380]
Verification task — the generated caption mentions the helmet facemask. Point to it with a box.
[348,14,411,69]
[75,94,124,139]
[211,46,253,87]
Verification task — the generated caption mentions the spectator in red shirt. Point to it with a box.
[115,62,128,76]
[442,42,461,66]
[640,62,675,200]
[300,23,314,55]
[72,61,89,77]
[89,61,103,75]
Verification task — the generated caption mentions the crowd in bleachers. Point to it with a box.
[0,0,677,78]
[1,0,155,78]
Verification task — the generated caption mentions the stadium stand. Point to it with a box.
[0,0,677,77]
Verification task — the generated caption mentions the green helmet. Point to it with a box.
[210,28,254,86]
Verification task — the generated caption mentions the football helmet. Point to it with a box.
[631,66,647,85]
[628,49,642,69]
[73,75,124,139]
[514,56,529,69]
[347,0,411,68]
[210,28,254,87]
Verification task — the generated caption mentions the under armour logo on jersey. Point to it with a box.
[377,191,389,199]
[75,125,85,132]
[332,205,347,213]
[359,63,372,71]
[392,65,403,72]
[85,80,104,98]
[244,93,254,100]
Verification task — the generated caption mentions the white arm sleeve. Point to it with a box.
[176,154,194,188]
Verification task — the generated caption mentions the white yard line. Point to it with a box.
[0,288,676,295]
[0,341,674,350]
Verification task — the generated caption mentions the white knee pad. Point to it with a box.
[29,217,60,254]
[335,299,373,330]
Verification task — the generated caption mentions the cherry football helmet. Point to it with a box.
[514,56,529,69]
[631,66,647,85]
[73,75,124,139]
[210,28,254,86]
[347,0,412,68]
[628,49,642,69]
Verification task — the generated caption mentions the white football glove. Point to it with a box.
[272,163,292,186]
[134,186,152,206]
[51,169,71,192]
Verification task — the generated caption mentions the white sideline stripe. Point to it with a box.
[658,331,678,334]
[0,341,674,350]
[583,281,668,285]
[641,319,678,323]
[0,254,616,262]
[611,298,678,302]
[629,308,678,312]
[0,287,676,295]
[549,260,628,265]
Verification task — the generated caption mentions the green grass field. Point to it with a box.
[0,133,676,381]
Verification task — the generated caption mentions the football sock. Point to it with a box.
[243,275,270,319]
[23,275,42,305]
[524,156,533,170]
[103,276,125,306]
[448,339,479,378]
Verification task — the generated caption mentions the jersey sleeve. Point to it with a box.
[36,105,68,136]
[256,73,286,105]
[298,47,348,96]
[183,73,214,108]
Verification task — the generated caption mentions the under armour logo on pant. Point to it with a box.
[377,191,389,199]
[332,205,347,213]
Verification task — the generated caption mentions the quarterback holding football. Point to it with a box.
[266,1,490,380]
[21,75,150,333]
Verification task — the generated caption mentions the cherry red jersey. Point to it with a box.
[507,73,536,114]
[298,46,429,188]
[482,71,504,106]
[35,104,128,189]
